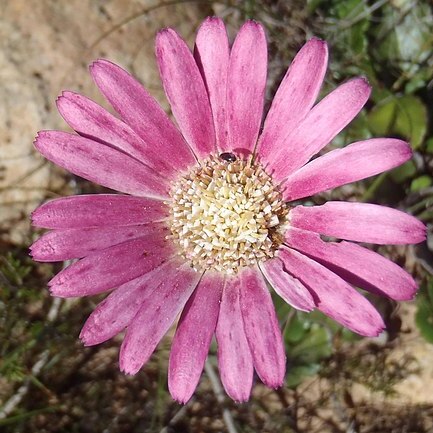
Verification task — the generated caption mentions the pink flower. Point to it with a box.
[31,17,425,403]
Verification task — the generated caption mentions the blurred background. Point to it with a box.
[0,0,432,431]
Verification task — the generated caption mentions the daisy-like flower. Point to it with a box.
[31,17,425,403]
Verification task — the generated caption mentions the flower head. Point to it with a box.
[31,17,426,403]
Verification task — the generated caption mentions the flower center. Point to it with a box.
[168,154,288,273]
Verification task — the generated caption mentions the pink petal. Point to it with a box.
[119,261,201,375]
[258,38,328,162]
[30,222,165,262]
[168,272,224,403]
[80,259,176,346]
[227,20,267,154]
[283,138,412,201]
[290,202,426,244]
[48,230,174,297]
[31,194,168,229]
[284,227,418,301]
[57,91,177,175]
[239,266,286,388]
[194,17,230,151]
[268,78,371,181]
[90,59,195,172]
[259,259,316,311]
[215,276,253,402]
[156,28,215,158]
[279,247,385,336]
[34,131,169,199]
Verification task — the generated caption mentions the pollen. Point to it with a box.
[168,154,288,273]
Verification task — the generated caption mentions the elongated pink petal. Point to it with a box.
[258,38,328,162]
[57,91,176,175]
[31,194,168,229]
[284,227,418,301]
[119,261,201,375]
[283,138,412,201]
[216,276,253,402]
[90,59,195,172]
[194,17,230,151]
[31,222,165,262]
[34,131,169,199]
[80,260,176,346]
[156,28,215,158]
[227,20,267,154]
[48,230,174,297]
[239,267,286,388]
[290,202,426,244]
[279,247,385,336]
[259,259,315,311]
[169,272,224,403]
[269,78,371,180]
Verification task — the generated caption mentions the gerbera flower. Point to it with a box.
[30,17,425,403]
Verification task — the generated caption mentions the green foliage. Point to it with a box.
[0,252,44,381]
[371,2,433,75]
[416,280,433,344]
[0,252,32,287]
[273,297,335,388]
[425,138,433,155]
[389,160,417,184]
[411,175,432,192]
[329,0,370,55]
[318,0,431,146]
[285,323,332,388]
[368,95,427,149]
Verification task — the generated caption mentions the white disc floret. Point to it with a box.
[169,155,288,273]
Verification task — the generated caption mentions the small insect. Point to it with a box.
[219,152,237,162]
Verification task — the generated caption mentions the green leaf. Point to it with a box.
[289,325,332,363]
[389,160,417,183]
[307,0,325,13]
[426,279,433,304]
[272,291,292,321]
[368,95,427,149]
[330,0,370,55]
[404,67,433,94]
[411,175,432,192]
[425,138,433,155]
[415,280,433,344]
[285,312,308,344]
[368,98,397,136]
[415,301,433,344]
[283,316,334,388]
[286,364,320,388]
[395,96,428,149]
[372,3,433,72]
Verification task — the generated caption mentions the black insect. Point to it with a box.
[219,152,237,162]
